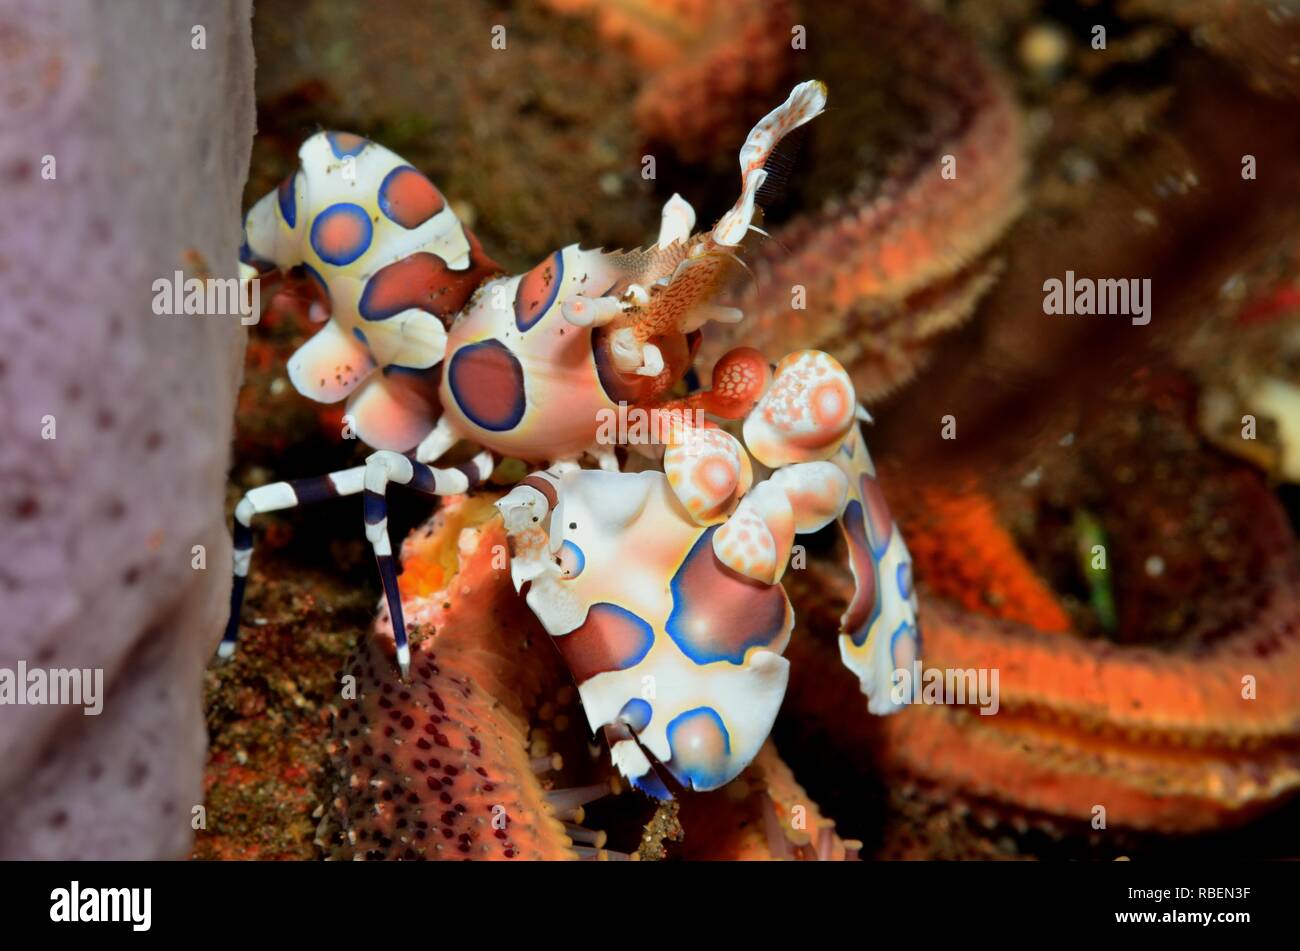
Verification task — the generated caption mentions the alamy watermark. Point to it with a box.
[890,661,1000,715]
[0,662,103,715]
[594,404,706,446]
[1043,270,1151,326]
[50,882,150,931]
[151,270,260,325]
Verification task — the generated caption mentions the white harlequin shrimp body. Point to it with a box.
[436,245,675,463]
[240,131,498,420]
[498,348,920,795]
[733,349,920,714]
[497,468,793,796]
[224,83,830,676]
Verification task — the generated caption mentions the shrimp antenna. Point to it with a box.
[720,249,757,289]
[746,224,792,260]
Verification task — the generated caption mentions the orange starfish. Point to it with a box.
[898,486,1071,634]
[785,469,1300,834]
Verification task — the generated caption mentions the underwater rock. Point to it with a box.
[0,0,254,857]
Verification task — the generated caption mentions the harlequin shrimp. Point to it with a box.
[223,81,829,675]
[497,349,919,795]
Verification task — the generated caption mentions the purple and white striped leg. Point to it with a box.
[220,465,368,660]
[363,449,496,678]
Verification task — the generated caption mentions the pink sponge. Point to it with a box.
[0,0,254,858]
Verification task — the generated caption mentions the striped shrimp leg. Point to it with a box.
[363,450,496,678]
[221,466,368,659]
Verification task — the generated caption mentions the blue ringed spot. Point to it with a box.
[310,203,373,267]
[665,707,731,790]
[514,251,564,332]
[665,528,790,665]
[553,603,654,682]
[446,339,526,432]
[378,165,445,229]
